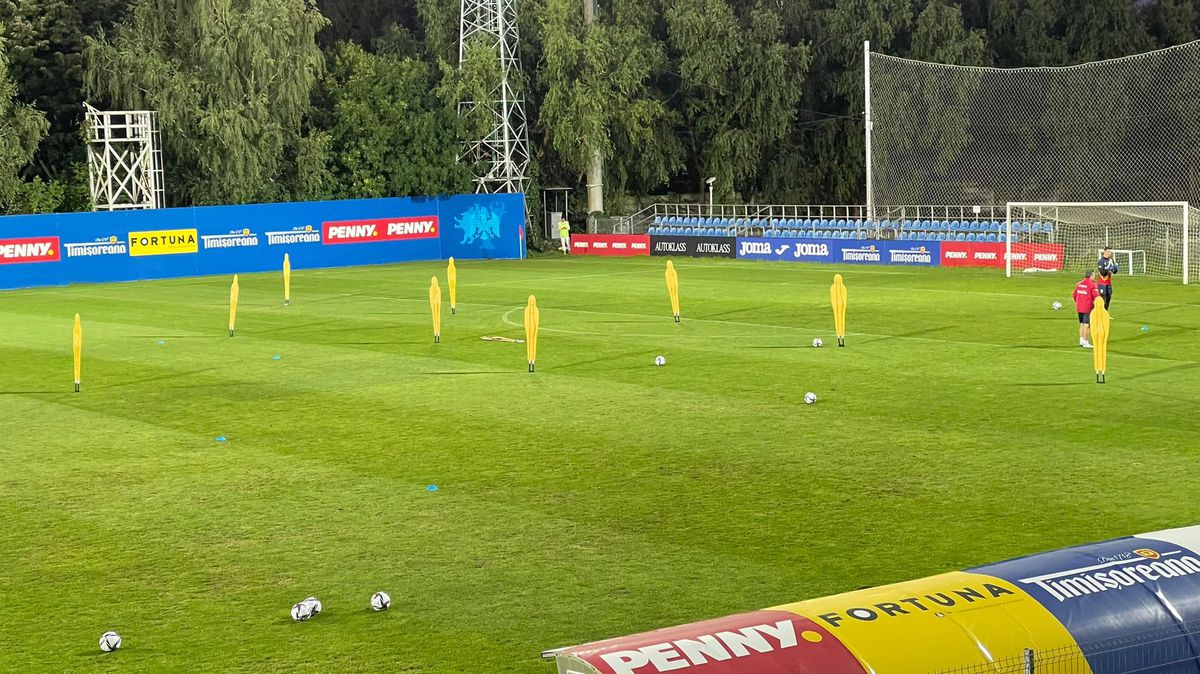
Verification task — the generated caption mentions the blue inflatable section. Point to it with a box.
[0,193,526,290]
[973,527,1200,673]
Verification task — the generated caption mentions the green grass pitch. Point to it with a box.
[2,256,1198,672]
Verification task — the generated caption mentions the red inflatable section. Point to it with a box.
[563,610,866,674]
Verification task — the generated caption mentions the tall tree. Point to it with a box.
[321,41,471,198]
[1142,0,1200,47]
[1063,0,1153,62]
[84,0,330,206]
[0,26,50,213]
[987,0,1066,67]
[537,0,680,205]
[664,0,811,200]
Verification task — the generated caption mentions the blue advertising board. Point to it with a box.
[0,193,526,290]
[735,237,940,267]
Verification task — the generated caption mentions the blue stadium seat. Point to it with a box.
[986,233,997,242]
[966,233,977,242]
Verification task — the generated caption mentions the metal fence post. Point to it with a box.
[1024,648,1035,674]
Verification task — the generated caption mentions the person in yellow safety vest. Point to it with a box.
[558,220,571,254]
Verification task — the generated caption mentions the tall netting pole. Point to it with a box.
[864,41,874,224]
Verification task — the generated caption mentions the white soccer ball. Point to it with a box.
[291,602,314,622]
[804,392,817,405]
[654,355,666,367]
[371,591,391,612]
[99,631,122,653]
[812,338,823,348]
[1052,301,1063,311]
[303,597,322,616]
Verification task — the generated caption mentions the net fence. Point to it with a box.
[868,41,1200,209]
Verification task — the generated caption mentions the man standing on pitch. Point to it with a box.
[1074,270,1101,349]
[558,219,571,254]
[1097,247,1118,312]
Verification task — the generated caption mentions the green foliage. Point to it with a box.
[0,29,49,213]
[83,0,329,206]
[0,0,1191,215]
[665,0,811,199]
[323,42,471,198]
[537,0,681,200]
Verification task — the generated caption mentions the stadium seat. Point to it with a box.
[986,233,997,242]
[966,233,977,242]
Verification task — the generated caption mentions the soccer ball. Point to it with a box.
[1052,301,1063,311]
[804,392,817,405]
[99,631,122,653]
[303,597,322,616]
[812,338,823,348]
[654,355,666,367]
[371,591,391,612]
[291,602,314,622]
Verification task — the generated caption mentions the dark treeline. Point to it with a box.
[0,0,1195,218]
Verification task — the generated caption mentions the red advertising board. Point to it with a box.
[322,216,439,244]
[940,242,1063,271]
[571,234,651,257]
[0,236,61,264]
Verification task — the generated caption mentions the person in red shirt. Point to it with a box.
[1073,270,1101,348]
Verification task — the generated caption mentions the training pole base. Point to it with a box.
[674,314,680,323]
[838,337,845,347]
[451,307,456,315]
[229,329,235,337]
[284,300,290,307]
[434,335,440,344]
[74,383,80,393]
[1097,373,1106,384]
[528,363,535,373]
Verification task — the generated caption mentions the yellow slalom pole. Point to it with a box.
[1091,301,1111,384]
[831,274,848,347]
[229,275,240,337]
[524,295,540,372]
[665,260,680,323]
[447,257,458,315]
[283,254,292,306]
[430,276,442,343]
[72,314,82,393]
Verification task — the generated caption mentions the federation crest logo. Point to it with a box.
[455,204,502,248]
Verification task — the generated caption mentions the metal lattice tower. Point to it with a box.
[84,104,166,211]
[458,0,530,194]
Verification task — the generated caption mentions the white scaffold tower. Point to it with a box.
[458,0,531,194]
[85,103,166,211]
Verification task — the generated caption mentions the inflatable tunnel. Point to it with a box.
[544,525,1200,674]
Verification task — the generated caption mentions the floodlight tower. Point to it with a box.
[458,0,531,194]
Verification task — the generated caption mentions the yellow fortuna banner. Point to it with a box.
[128,229,199,257]
[770,571,1087,672]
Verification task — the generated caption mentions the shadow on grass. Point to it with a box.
[420,371,522,376]
[1116,360,1200,381]
[0,390,57,395]
[1005,381,1092,387]
[700,305,772,320]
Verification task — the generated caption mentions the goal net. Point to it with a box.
[867,41,1200,284]
[1006,202,1197,283]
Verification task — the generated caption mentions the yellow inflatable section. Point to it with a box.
[770,571,1089,673]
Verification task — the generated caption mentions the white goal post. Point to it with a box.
[1006,202,1194,284]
